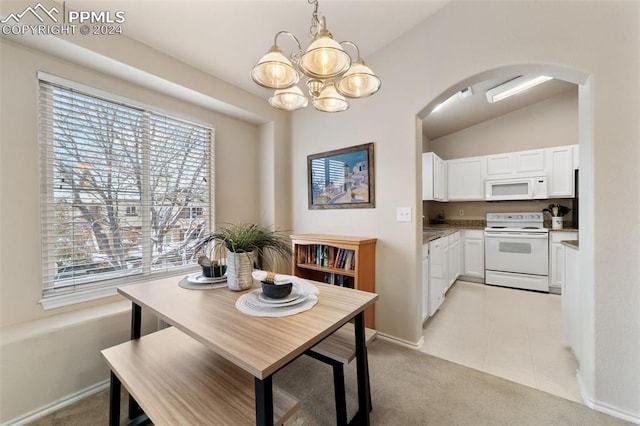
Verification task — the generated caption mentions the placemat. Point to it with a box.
[235,276,319,317]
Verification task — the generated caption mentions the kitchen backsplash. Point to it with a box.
[424,199,576,228]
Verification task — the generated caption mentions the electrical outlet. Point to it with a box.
[396,207,412,222]
[459,209,464,216]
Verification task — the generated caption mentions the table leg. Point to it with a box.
[255,376,274,426]
[129,302,143,419]
[109,371,121,426]
[131,303,142,339]
[354,311,371,425]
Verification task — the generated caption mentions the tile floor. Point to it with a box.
[420,280,582,403]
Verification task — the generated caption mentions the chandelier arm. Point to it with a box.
[274,31,303,52]
[339,41,361,61]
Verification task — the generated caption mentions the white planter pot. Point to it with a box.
[227,252,253,291]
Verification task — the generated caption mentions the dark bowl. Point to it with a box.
[202,264,227,278]
[261,281,293,299]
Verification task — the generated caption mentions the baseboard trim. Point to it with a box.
[376,332,423,349]
[577,370,640,425]
[2,380,109,426]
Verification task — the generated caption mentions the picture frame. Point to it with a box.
[307,142,375,210]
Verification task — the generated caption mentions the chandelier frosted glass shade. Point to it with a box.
[299,34,351,79]
[336,61,381,98]
[312,82,349,113]
[268,86,308,110]
[251,46,300,89]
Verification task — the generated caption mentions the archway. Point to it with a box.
[415,64,593,402]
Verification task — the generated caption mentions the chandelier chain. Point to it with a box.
[308,0,320,38]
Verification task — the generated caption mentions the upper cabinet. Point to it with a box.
[447,156,486,201]
[546,146,575,197]
[486,149,545,179]
[424,144,578,202]
[422,152,447,201]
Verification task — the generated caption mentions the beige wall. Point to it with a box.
[429,89,578,159]
[290,1,639,420]
[0,35,289,422]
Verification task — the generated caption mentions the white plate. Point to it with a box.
[186,272,227,284]
[248,289,308,308]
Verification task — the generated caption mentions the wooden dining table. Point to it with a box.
[113,275,378,425]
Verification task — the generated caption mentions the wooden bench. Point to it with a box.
[101,326,300,426]
[307,323,377,425]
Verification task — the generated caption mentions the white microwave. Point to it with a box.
[485,177,548,201]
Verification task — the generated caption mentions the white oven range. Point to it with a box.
[484,212,549,292]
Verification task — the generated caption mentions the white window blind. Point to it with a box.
[39,75,214,303]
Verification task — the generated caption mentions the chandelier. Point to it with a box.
[251,0,381,113]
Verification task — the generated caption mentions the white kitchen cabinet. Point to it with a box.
[563,243,580,362]
[447,157,486,201]
[422,152,447,201]
[447,231,461,288]
[422,243,430,322]
[486,153,513,178]
[429,238,445,315]
[549,231,578,294]
[514,149,545,175]
[486,149,545,178]
[546,146,575,197]
[462,230,484,279]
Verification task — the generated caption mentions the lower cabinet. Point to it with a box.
[462,230,484,279]
[549,231,578,294]
[428,238,446,316]
[447,231,461,288]
[422,243,429,322]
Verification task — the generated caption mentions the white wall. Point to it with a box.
[290,1,639,421]
[0,34,291,424]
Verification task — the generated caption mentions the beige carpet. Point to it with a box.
[28,338,629,425]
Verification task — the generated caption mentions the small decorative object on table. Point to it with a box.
[542,203,571,230]
[194,223,292,291]
[261,271,293,299]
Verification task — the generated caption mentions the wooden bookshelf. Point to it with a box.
[290,234,377,328]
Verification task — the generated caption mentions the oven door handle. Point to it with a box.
[484,233,548,239]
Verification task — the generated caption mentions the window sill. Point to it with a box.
[39,268,198,310]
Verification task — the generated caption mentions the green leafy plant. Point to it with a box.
[542,203,571,217]
[194,223,291,263]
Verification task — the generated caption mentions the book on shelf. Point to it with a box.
[322,272,354,289]
[297,244,355,271]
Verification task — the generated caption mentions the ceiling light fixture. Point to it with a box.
[485,75,553,103]
[251,0,381,113]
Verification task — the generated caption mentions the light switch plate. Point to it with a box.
[396,207,412,222]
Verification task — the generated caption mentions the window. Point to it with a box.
[38,73,214,306]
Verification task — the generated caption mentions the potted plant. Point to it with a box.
[542,203,571,229]
[194,223,292,291]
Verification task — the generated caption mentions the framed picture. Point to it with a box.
[307,142,375,210]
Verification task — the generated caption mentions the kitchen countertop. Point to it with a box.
[422,223,579,244]
[422,225,483,244]
[562,240,579,249]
